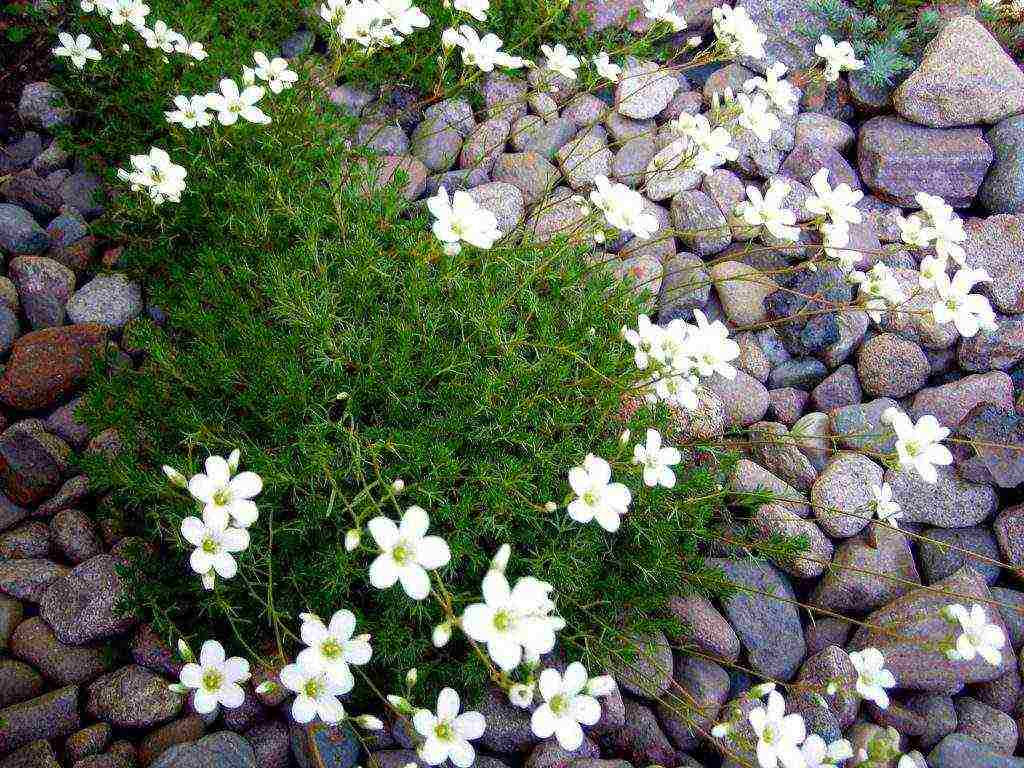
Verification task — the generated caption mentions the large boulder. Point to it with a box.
[857,116,993,208]
[893,17,1024,128]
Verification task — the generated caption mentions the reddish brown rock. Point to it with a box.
[0,324,106,411]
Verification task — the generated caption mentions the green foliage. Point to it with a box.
[800,0,937,88]
[54,0,758,703]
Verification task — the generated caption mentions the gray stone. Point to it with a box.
[710,558,806,680]
[40,554,135,645]
[411,116,463,172]
[918,526,1001,585]
[670,190,730,256]
[730,458,809,516]
[768,358,827,391]
[50,509,103,564]
[885,465,997,528]
[327,83,376,116]
[0,204,48,256]
[811,453,883,538]
[66,274,143,329]
[10,616,111,685]
[354,122,410,155]
[656,656,729,751]
[18,83,71,131]
[492,153,559,206]
[856,333,929,398]
[811,524,920,614]
[475,687,539,753]
[482,73,528,122]
[893,17,1024,128]
[955,696,1018,754]
[0,685,80,754]
[423,98,475,137]
[911,372,1015,429]
[523,187,589,244]
[611,136,657,188]
[514,117,578,160]
[736,0,818,72]
[291,721,359,768]
[709,261,775,327]
[467,182,524,238]
[87,664,183,728]
[615,58,679,119]
[959,317,1024,372]
[664,593,740,662]
[598,698,677,766]
[706,371,769,428]
[858,116,992,208]
[830,397,899,454]
[556,133,613,191]
[58,173,104,220]
[0,739,61,768]
[782,140,859,191]
[753,502,833,578]
[981,116,1024,214]
[929,734,1024,768]
[961,215,1024,314]
[749,420,818,490]
[353,155,428,201]
[562,94,607,127]
[795,113,855,154]
[9,257,75,330]
[460,118,510,173]
[657,252,709,316]
[613,630,672,700]
[151,732,256,768]
[850,568,1015,693]
[0,659,44,708]
[0,521,49,559]
[0,559,68,603]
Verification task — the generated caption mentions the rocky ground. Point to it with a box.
[2,1,1024,767]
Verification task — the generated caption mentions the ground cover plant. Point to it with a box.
[41,0,1022,764]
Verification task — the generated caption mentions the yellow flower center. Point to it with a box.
[202,669,223,692]
[321,639,342,659]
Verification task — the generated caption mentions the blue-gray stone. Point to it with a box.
[280,29,315,59]
[0,205,48,255]
[291,722,360,768]
[58,173,104,220]
[980,115,1024,214]
[928,734,1024,768]
[151,732,256,768]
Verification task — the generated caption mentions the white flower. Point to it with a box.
[367,505,451,600]
[181,507,250,586]
[735,91,780,143]
[633,429,681,488]
[166,94,212,129]
[590,175,659,239]
[918,254,947,291]
[736,179,799,241]
[253,51,299,93]
[509,682,535,708]
[801,734,853,768]
[567,454,632,532]
[643,0,687,30]
[175,38,208,60]
[814,35,863,81]
[848,647,896,709]
[712,4,767,59]
[297,610,372,690]
[849,262,905,322]
[932,266,997,338]
[280,657,348,724]
[530,663,602,751]
[672,113,737,174]
[806,168,863,229]
[414,688,486,767]
[106,0,149,27]
[744,62,798,115]
[621,314,667,371]
[380,0,431,38]
[747,690,806,768]
[454,0,489,20]
[139,20,185,53]
[541,43,580,80]
[428,187,502,255]
[53,32,101,69]
[944,603,1006,666]
[178,640,249,714]
[116,146,187,205]
[462,570,565,670]
[645,370,701,412]
[205,78,270,126]
[897,213,932,250]
[593,51,621,83]
[585,675,617,697]
[442,25,524,71]
[883,407,953,484]
[871,483,901,528]
[187,453,263,528]
[688,308,740,379]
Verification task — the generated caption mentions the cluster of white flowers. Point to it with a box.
[882,407,952,484]
[53,32,102,69]
[849,262,905,322]
[590,175,660,239]
[320,0,430,49]
[622,309,740,415]
[80,0,209,61]
[541,43,581,81]
[116,147,188,205]
[896,193,997,338]
[671,112,739,175]
[441,25,526,71]
[714,686,854,768]
[428,188,503,255]
[643,0,687,30]
[735,178,799,242]
[744,62,799,115]
[163,450,263,589]
[814,35,863,81]
[942,603,1006,665]
[805,168,864,272]
[712,4,767,60]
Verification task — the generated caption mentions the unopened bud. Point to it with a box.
[256,680,278,695]
[406,668,418,688]
[543,501,557,512]
[177,639,194,662]
[227,449,241,473]
[345,528,361,552]
[162,465,187,488]
[356,714,384,730]
[490,544,511,573]
[620,429,631,445]
[392,479,405,494]
[433,621,452,648]
[387,694,415,715]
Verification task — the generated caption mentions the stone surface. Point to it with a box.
[18,82,71,131]
[856,333,929,398]
[917,526,1001,585]
[929,734,1024,767]
[710,558,805,681]
[66,274,143,329]
[858,116,993,208]
[885,465,997,528]
[709,261,776,326]
[291,721,360,768]
[670,190,730,256]
[893,17,1024,128]
[10,616,111,685]
[40,554,135,645]
[492,153,560,206]
[850,568,1015,693]
[955,697,1018,754]
[664,593,740,662]
[0,685,80,754]
[981,116,1024,214]
[149,732,256,768]
[911,372,1015,430]
[0,204,49,256]
[87,665,184,728]
[612,630,672,700]
[811,452,883,538]
[962,215,1024,314]
[0,324,106,411]
[615,58,679,119]
[352,155,428,201]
